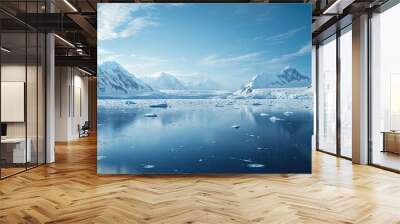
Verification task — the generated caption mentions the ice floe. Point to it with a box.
[97,155,107,161]
[125,100,136,105]
[144,113,157,117]
[247,164,265,168]
[143,164,155,169]
[252,102,262,106]
[259,113,269,117]
[283,111,293,116]
[232,125,240,129]
[269,116,283,122]
[150,102,168,108]
[241,159,253,163]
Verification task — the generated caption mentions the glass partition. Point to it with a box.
[0,1,46,179]
[370,3,400,171]
[27,30,38,169]
[38,32,45,165]
[339,26,352,158]
[317,35,337,154]
[1,31,28,177]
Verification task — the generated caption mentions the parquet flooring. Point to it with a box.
[1,135,400,223]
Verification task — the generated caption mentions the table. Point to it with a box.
[1,138,31,163]
[381,131,400,154]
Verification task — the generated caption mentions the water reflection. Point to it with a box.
[98,99,313,174]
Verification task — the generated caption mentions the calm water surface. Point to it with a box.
[97,99,312,174]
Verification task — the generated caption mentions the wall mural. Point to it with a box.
[97,3,313,174]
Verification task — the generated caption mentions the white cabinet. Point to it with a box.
[1,138,32,163]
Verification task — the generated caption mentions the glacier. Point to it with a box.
[142,72,187,90]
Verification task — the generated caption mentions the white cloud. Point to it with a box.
[97,4,157,41]
[98,48,121,63]
[119,17,159,38]
[201,52,262,65]
[264,27,304,42]
[131,54,167,64]
[121,54,168,76]
[267,43,311,64]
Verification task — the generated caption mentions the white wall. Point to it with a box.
[1,63,46,164]
[55,67,89,141]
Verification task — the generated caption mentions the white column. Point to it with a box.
[352,14,369,164]
[312,45,317,150]
[46,32,55,163]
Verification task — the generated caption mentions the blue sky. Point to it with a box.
[98,3,311,90]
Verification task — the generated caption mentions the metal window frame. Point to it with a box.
[0,0,47,180]
[367,1,400,173]
[315,22,353,161]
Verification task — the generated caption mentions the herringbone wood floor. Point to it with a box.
[1,135,400,224]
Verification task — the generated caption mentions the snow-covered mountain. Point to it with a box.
[235,66,310,96]
[185,78,221,90]
[232,66,312,99]
[245,66,310,88]
[98,61,155,98]
[142,72,187,90]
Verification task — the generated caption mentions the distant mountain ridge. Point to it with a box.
[236,66,310,95]
[98,61,310,100]
[142,72,187,90]
[98,61,155,98]
[185,78,222,90]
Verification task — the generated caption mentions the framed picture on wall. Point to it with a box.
[97,3,313,174]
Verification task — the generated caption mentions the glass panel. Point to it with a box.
[0,1,46,179]
[1,31,27,177]
[371,4,400,171]
[339,27,352,158]
[27,31,38,169]
[317,35,337,154]
[38,32,45,165]
[26,0,39,169]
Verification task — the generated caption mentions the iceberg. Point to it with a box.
[125,100,136,105]
[241,159,253,163]
[247,164,265,168]
[150,102,168,108]
[232,125,240,129]
[269,116,283,122]
[252,102,262,106]
[283,111,293,116]
[215,103,224,107]
[143,164,155,169]
[144,113,157,117]
[260,113,269,117]
[97,155,107,161]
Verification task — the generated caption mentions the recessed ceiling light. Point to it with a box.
[63,0,78,12]
[78,67,93,76]
[1,47,11,53]
[54,34,75,48]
